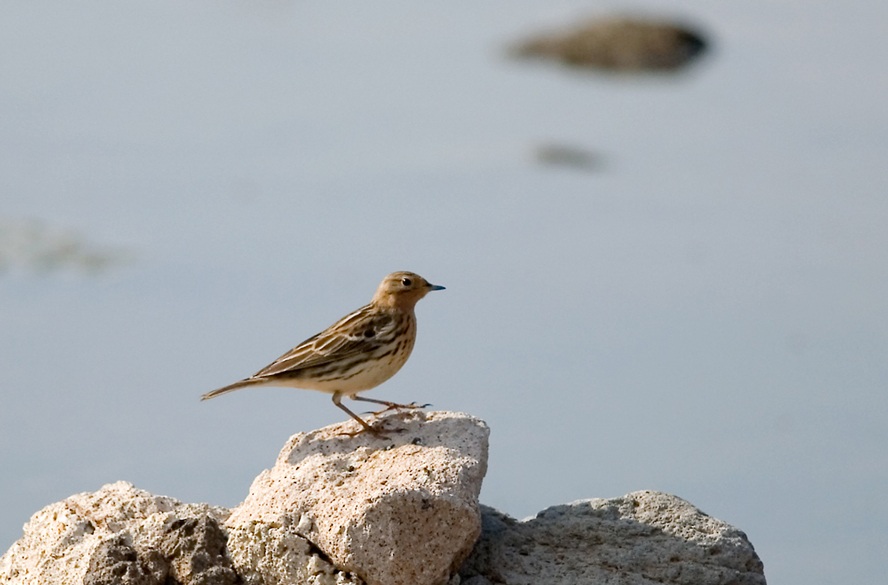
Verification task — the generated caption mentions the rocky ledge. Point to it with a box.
[0,411,765,585]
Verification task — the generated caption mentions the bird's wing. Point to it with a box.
[252,306,399,378]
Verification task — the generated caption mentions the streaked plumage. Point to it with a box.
[201,271,444,435]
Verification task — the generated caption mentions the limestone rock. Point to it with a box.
[225,410,490,585]
[459,491,766,585]
[2,414,767,585]
[0,481,238,585]
[224,521,363,585]
[512,16,707,72]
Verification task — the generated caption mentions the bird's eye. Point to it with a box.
[363,329,375,338]
[401,277,413,286]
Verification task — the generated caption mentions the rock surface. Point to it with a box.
[459,491,766,585]
[226,410,490,585]
[512,16,707,72]
[0,481,237,585]
[1,412,767,585]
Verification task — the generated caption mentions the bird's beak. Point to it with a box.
[428,283,445,291]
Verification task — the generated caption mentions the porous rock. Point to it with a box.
[512,16,707,72]
[459,490,766,585]
[224,522,362,585]
[225,410,489,585]
[2,414,768,585]
[0,481,238,585]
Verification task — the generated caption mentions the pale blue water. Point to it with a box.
[2,2,887,583]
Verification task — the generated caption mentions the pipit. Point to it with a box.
[201,271,444,435]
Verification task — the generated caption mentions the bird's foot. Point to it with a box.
[370,401,431,415]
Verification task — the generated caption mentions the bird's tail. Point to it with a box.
[200,378,265,401]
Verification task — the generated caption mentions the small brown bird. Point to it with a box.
[201,271,444,435]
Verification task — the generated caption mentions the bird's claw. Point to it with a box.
[370,401,430,415]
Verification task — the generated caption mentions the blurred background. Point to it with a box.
[2,1,887,584]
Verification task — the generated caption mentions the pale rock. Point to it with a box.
[224,522,362,585]
[2,414,768,585]
[459,490,766,585]
[0,481,238,585]
[225,410,489,585]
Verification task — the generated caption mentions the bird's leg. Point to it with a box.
[351,395,430,415]
[332,392,393,437]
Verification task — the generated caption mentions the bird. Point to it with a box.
[201,271,445,436]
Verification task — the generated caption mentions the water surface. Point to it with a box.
[2,2,887,584]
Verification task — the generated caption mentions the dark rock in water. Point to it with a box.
[535,143,604,172]
[0,218,131,276]
[512,16,708,73]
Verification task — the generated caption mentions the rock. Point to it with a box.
[534,143,604,172]
[225,410,490,585]
[459,491,766,585]
[83,536,168,585]
[512,16,708,72]
[223,521,363,585]
[0,412,490,585]
[0,481,238,585]
[2,414,767,585]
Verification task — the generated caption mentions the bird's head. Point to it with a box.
[372,271,445,310]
